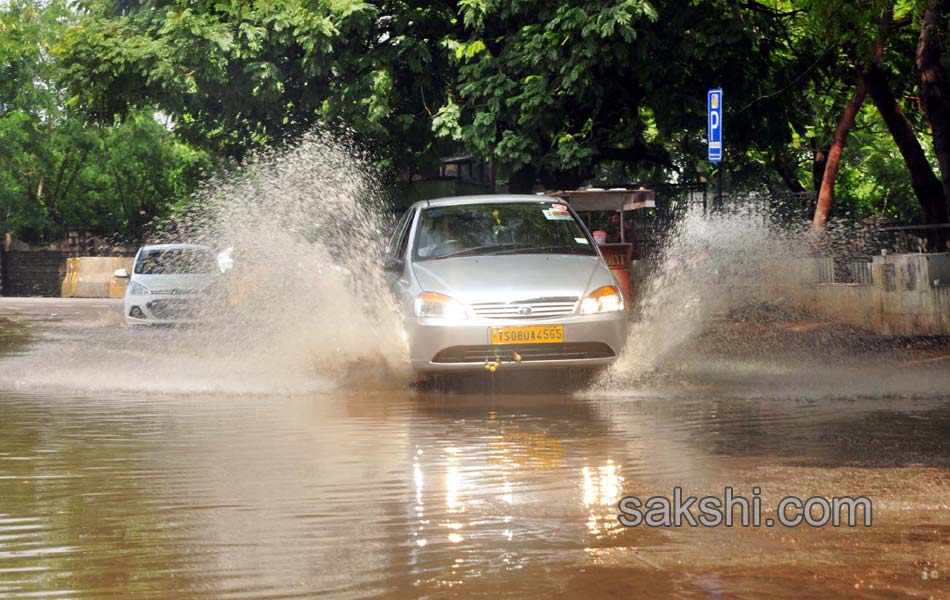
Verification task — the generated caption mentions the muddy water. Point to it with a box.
[1,300,949,599]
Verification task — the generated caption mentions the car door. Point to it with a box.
[384,207,416,309]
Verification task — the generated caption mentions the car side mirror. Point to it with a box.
[114,268,130,278]
[383,256,404,273]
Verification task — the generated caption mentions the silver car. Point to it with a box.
[386,195,627,373]
[115,243,221,325]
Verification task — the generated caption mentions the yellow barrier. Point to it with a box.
[61,256,134,298]
[60,257,79,298]
[74,257,113,297]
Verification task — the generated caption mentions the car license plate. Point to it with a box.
[489,324,564,345]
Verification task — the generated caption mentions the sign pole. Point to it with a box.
[707,88,723,210]
[718,160,724,209]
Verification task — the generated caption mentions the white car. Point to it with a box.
[385,195,628,373]
[115,243,222,325]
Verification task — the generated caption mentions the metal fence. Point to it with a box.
[847,259,874,285]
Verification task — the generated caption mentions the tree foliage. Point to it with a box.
[3,0,950,244]
[0,0,209,243]
[57,0,458,174]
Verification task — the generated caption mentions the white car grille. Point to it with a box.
[470,299,578,320]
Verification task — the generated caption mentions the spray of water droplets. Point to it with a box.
[157,131,410,379]
[604,207,812,383]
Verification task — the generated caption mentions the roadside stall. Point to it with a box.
[547,188,656,308]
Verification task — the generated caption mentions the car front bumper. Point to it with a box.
[406,311,627,373]
[124,294,206,325]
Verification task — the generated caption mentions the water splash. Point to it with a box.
[159,130,410,380]
[598,203,950,395]
[605,207,807,382]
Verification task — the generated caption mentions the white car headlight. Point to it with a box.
[129,281,152,296]
[414,292,468,319]
[579,285,624,315]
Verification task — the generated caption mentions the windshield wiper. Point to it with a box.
[432,243,532,259]
[491,244,594,255]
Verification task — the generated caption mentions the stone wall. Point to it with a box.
[1,250,75,297]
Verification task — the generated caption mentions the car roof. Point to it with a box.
[411,194,557,209]
[138,243,210,252]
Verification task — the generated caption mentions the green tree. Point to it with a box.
[780,0,949,246]
[0,0,91,241]
[45,0,950,246]
[57,0,458,176]
[88,112,211,242]
[432,0,838,192]
[0,0,210,243]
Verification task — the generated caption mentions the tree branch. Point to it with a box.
[741,1,805,19]
[595,144,672,167]
[865,63,945,224]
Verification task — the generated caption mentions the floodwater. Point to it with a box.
[1,299,949,599]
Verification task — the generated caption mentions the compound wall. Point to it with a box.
[1,250,74,297]
[778,253,950,336]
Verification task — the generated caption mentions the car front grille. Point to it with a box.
[146,299,196,319]
[469,298,578,320]
[432,343,615,363]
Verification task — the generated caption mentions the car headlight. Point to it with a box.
[129,281,152,296]
[579,285,624,315]
[414,292,468,319]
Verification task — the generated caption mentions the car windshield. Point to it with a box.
[134,248,214,274]
[413,202,596,260]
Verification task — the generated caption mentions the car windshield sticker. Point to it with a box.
[551,203,569,212]
[574,237,589,244]
[543,209,574,221]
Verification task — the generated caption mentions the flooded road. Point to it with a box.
[1,299,949,599]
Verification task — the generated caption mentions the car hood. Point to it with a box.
[131,273,215,293]
[410,254,603,304]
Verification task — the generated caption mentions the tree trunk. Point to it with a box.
[865,63,946,229]
[916,0,950,228]
[812,80,868,229]
[507,164,536,193]
[812,142,828,192]
[812,33,889,230]
[773,151,805,193]
[539,167,590,192]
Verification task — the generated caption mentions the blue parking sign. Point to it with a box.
[708,88,723,162]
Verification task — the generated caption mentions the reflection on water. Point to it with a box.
[1,388,949,598]
[489,420,564,472]
[582,461,624,538]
